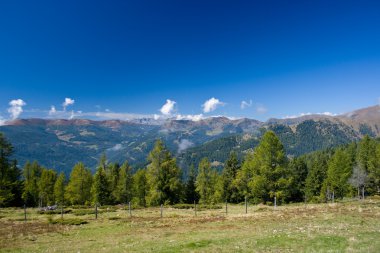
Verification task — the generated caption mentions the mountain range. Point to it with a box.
[0,105,379,176]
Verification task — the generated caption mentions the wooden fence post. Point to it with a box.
[24,204,27,222]
[245,196,248,214]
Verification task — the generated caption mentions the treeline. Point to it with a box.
[0,131,379,207]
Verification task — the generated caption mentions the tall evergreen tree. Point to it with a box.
[221,152,240,203]
[108,162,120,204]
[146,140,182,205]
[133,169,148,207]
[184,164,199,204]
[288,156,308,202]
[304,151,329,202]
[196,158,218,204]
[323,148,352,199]
[357,136,378,194]
[242,131,290,204]
[92,166,111,205]
[0,133,22,207]
[38,169,57,206]
[22,161,42,207]
[115,161,134,203]
[54,172,66,206]
[65,162,93,205]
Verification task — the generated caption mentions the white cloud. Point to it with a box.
[177,139,194,153]
[283,111,337,119]
[62,97,75,111]
[69,110,75,120]
[108,144,123,152]
[176,114,204,121]
[7,99,26,120]
[256,104,268,114]
[0,116,5,126]
[241,100,253,109]
[49,106,57,115]
[160,99,176,115]
[202,97,225,113]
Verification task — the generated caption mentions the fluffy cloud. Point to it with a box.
[49,106,57,115]
[7,99,26,120]
[0,116,5,126]
[62,97,75,111]
[160,99,176,115]
[241,100,252,109]
[202,97,225,113]
[256,104,268,114]
[108,144,123,152]
[283,112,337,119]
[176,114,204,121]
[177,139,194,153]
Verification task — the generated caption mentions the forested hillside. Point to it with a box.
[1,129,379,208]
[0,105,379,175]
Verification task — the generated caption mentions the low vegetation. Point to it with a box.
[0,198,379,252]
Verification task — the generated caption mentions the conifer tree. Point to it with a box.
[133,169,148,207]
[323,148,352,199]
[0,133,22,207]
[146,140,182,205]
[54,172,66,206]
[22,161,42,206]
[184,164,199,203]
[196,158,214,204]
[38,169,57,206]
[221,152,240,203]
[242,131,290,204]
[115,161,134,203]
[92,166,110,205]
[65,162,93,205]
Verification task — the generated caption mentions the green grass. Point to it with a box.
[0,198,379,252]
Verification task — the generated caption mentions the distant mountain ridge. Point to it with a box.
[1,105,379,176]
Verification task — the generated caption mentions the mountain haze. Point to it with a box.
[0,105,379,175]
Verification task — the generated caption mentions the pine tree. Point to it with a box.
[146,140,182,205]
[108,162,120,204]
[22,161,42,207]
[304,151,329,202]
[65,162,93,205]
[288,156,308,202]
[196,158,218,204]
[0,133,22,207]
[115,161,134,203]
[221,152,240,203]
[92,166,111,205]
[184,164,199,204]
[243,131,290,204]
[323,148,352,199]
[133,169,148,207]
[357,136,378,194]
[233,152,254,201]
[38,168,57,206]
[54,172,66,206]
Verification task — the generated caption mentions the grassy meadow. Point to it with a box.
[0,198,379,252]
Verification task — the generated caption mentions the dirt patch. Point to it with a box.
[0,221,67,248]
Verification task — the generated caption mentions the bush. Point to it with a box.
[48,218,87,225]
[172,204,195,209]
[69,205,92,209]
[37,209,72,215]
[108,216,121,220]
[171,203,222,210]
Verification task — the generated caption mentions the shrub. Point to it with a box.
[48,218,87,225]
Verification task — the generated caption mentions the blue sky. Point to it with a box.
[1,0,380,122]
